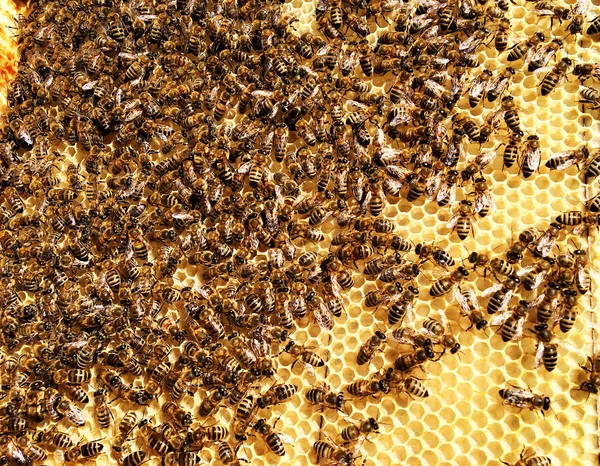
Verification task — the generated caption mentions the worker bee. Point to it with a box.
[447,200,476,240]
[533,323,558,372]
[484,276,520,314]
[456,286,488,331]
[491,298,542,342]
[364,282,401,308]
[422,314,461,354]
[545,143,590,171]
[565,0,589,35]
[587,14,600,34]
[387,285,418,325]
[394,348,435,372]
[533,223,562,258]
[306,382,347,414]
[507,31,545,64]
[539,57,572,96]
[357,330,387,365]
[93,389,113,429]
[517,256,554,291]
[579,350,600,395]
[313,432,357,465]
[252,418,293,457]
[499,385,551,414]
[487,67,515,102]
[580,86,600,110]
[283,340,325,376]
[61,440,104,462]
[430,266,470,298]
[347,375,390,398]
[526,35,562,72]
[573,63,600,83]
[257,382,299,409]
[501,447,552,466]
[520,135,541,178]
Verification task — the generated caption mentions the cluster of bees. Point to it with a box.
[0,0,598,464]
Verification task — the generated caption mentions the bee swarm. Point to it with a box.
[0,0,599,465]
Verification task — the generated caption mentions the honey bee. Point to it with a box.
[533,223,562,258]
[527,39,563,73]
[520,135,541,178]
[252,418,293,457]
[423,315,461,354]
[501,447,552,466]
[499,385,551,414]
[347,375,390,398]
[357,330,387,365]
[545,143,590,172]
[533,323,558,372]
[491,297,542,342]
[93,389,113,429]
[446,200,476,240]
[257,382,299,409]
[283,340,325,376]
[455,286,488,331]
[579,350,600,395]
[306,382,347,414]
[113,412,141,452]
[486,67,516,102]
[507,31,545,64]
[384,285,417,325]
[540,57,572,96]
[566,0,588,35]
[430,266,470,298]
[394,348,435,372]
[580,86,600,111]
[61,440,104,462]
[313,431,357,465]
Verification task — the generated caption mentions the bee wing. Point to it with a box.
[250,338,270,358]
[82,80,98,90]
[534,4,556,15]
[459,35,479,53]
[573,0,589,16]
[481,283,503,298]
[498,290,514,313]
[299,359,316,377]
[490,309,513,326]
[390,327,418,345]
[455,290,472,314]
[425,79,446,98]
[535,341,545,368]
[386,165,411,181]
[503,396,530,409]
[451,286,465,305]
[314,303,334,330]
[277,432,295,445]
[446,213,460,229]
[68,403,86,426]
[529,293,547,309]
[475,150,497,170]
[530,272,547,290]
[474,190,494,213]
[525,147,541,171]
[437,183,457,206]
[470,77,487,100]
[535,235,555,257]
[533,65,553,78]
[425,174,442,199]
[452,73,468,95]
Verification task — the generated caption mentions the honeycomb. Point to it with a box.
[0,0,599,465]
